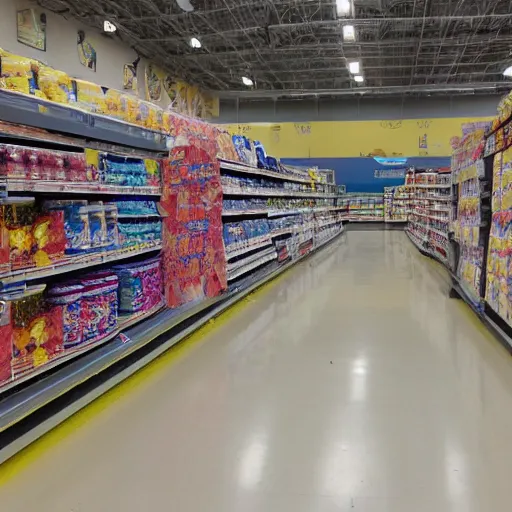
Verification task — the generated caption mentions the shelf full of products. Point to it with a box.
[384,185,412,222]
[451,126,489,309]
[220,161,345,292]
[406,168,452,266]
[337,193,384,222]
[0,93,346,460]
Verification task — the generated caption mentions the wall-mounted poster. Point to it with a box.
[77,30,97,71]
[145,64,162,101]
[17,9,46,51]
[123,63,137,91]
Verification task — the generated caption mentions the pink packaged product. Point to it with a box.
[0,144,87,182]
[112,256,163,314]
[79,272,119,343]
[47,282,84,349]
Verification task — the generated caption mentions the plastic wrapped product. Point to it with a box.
[104,204,119,248]
[38,66,76,104]
[79,272,118,342]
[47,283,84,348]
[10,288,64,378]
[44,200,91,253]
[0,49,43,97]
[113,256,162,313]
[74,79,106,114]
[87,204,108,249]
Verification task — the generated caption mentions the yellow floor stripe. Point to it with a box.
[0,267,288,483]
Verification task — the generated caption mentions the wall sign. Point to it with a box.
[374,169,406,178]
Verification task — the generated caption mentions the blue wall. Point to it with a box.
[281,157,451,193]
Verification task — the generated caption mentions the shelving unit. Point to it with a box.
[406,168,452,266]
[451,127,489,309]
[0,90,346,461]
[338,193,385,222]
[384,185,411,223]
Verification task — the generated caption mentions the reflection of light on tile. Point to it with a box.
[238,436,268,490]
[353,358,367,375]
[445,440,470,509]
[320,442,359,496]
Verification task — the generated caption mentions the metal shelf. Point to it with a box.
[7,179,161,196]
[222,186,338,199]
[0,89,168,151]
[0,242,162,286]
[225,236,273,259]
[219,159,312,184]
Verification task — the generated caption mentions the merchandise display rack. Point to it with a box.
[406,168,452,266]
[338,193,385,222]
[0,88,346,461]
[220,161,346,289]
[450,127,489,309]
[384,185,411,223]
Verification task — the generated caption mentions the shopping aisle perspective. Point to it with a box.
[2,230,512,512]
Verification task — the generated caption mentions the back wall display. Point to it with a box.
[77,30,96,71]
[223,117,492,159]
[282,156,451,193]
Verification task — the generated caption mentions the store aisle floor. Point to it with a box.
[2,231,512,511]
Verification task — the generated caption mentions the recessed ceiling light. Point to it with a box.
[336,0,352,16]
[103,20,116,33]
[504,66,512,77]
[242,76,254,86]
[343,25,355,41]
[190,37,202,49]
[354,75,364,83]
[176,0,194,12]
[349,61,360,74]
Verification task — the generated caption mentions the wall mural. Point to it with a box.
[77,30,97,72]
[17,9,46,51]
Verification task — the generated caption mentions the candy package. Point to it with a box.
[79,272,118,342]
[44,200,91,253]
[38,66,76,104]
[47,282,84,348]
[74,79,106,114]
[10,288,64,378]
[113,256,163,313]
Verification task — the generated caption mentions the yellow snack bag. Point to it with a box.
[38,66,75,104]
[74,79,106,113]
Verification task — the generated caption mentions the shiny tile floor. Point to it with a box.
[2,231,512,511]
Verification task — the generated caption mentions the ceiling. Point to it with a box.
[37,0,512,98]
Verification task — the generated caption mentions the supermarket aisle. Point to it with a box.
[2,231,512,511]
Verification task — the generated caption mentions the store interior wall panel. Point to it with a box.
[282,156,451,193]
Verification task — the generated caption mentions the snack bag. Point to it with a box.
[38,66,76,104]
[74,79,106,113]
[0,49,42,97]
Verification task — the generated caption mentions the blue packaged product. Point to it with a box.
[44,200,91,252]
[87,205,108,249]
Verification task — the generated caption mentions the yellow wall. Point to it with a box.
[224,117,493,158]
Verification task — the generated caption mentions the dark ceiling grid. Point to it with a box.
[36,0,512,98]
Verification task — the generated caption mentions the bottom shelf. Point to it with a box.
[406,229,449,267]
[0,227,345,463]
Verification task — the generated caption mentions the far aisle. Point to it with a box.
[1,231,512,512]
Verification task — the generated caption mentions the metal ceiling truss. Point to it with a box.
[36,0,512,98]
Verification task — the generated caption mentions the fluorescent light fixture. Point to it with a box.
[103,20,116,33]
[342,25,355,41]
[504,66,512,77]
[336,0,352,16]
[190,37,202,49]
[242,76,254,86]
[354,75,364,83]
[349,61,360,74]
